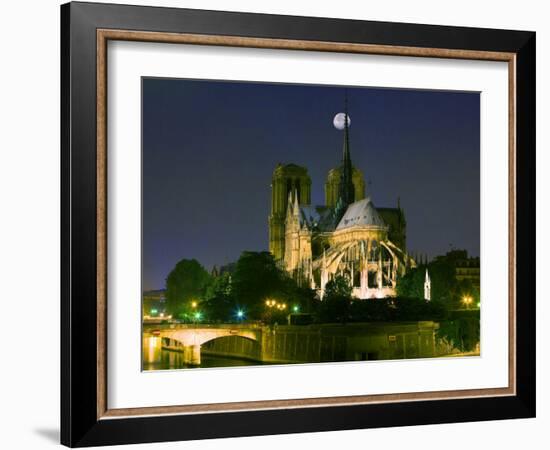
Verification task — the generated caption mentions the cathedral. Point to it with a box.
[268,105,415,300]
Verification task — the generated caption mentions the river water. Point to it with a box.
[142,336,263,370]
[143,350,263,370]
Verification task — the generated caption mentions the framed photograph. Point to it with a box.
[61,2,536,447]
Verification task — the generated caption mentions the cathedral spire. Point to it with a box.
[339,89,355,207]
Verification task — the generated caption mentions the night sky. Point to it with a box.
[142,78,480,290]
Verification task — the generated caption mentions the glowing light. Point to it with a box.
[194,311,202,320]
[147,336,159,362]
[333,112,351,130]
[191,301,198,308]
[237,310,244,319]
[150,308,158,315]
[293,305,299,313]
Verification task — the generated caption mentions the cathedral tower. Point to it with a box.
[325,167,365,208]
[269,164,311,260]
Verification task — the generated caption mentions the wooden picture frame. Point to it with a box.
[61,2,535,447]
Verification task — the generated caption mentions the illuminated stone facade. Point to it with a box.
[268,164,312,261]
[269,110,413,299]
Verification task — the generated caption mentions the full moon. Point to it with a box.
[333,112,351,130]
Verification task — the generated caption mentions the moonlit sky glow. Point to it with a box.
[142,78,480,290]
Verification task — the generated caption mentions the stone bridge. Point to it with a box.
[144,321,442,366]
[143,323,263,365]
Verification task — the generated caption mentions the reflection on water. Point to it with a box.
[142,336,263,370]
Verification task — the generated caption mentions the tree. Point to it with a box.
[397,258,458,307]
[437,310,480,352]
[317,276,352,324]
[203,272,235,321]
[392,297,447,322]
[349,298,393,322]
[231,251,288,317]
[429,260,458,305]
[324,275,352,299]
[396,267,424,299]
[165,259,211,317]
[291,285,317,314]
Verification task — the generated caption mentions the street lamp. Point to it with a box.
[462,295,473,309]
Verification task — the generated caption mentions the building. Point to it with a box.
[268,101,414,299]
[453,252,480,288]
[430,249,480,288]
[455,264,480,287]
[142,289,167,316]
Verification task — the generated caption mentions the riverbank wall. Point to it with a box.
[200,321,440,363]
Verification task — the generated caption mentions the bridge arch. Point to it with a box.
[201,335,262,362]
[155,326,262,366]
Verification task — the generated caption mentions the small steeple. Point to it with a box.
[424,269,431,302]
[293,189,300,217]
[286,190,294,216]
[211,265,219,277]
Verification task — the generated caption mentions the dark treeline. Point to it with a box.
[163,250,477,323]
[162,251,479,352]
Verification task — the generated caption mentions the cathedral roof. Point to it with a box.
[336,197,386,230]
[298,205,335,232]
[298,205,318,228]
